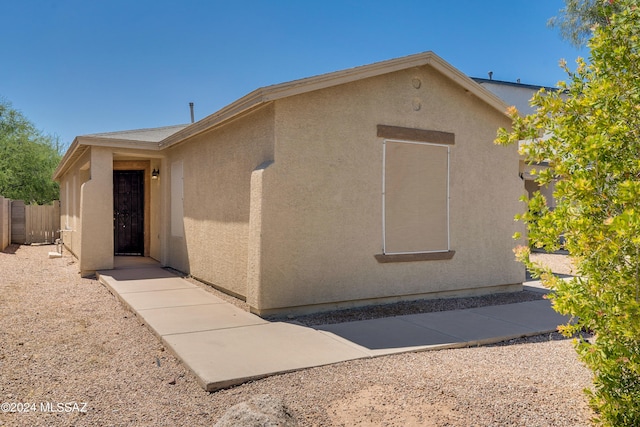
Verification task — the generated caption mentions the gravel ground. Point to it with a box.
[529,251,576,277]
[0,244,593,426]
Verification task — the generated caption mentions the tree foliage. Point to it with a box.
[549,0,622,47]
[497,1,640,424]
[0,99,62,204]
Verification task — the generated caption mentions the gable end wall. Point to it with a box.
[250,64,523,313]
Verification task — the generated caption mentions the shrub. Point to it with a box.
[496,2,640,424]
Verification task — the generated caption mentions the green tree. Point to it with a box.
[549,0,622,47]
[0,99,62,204]
[497,1,640,424]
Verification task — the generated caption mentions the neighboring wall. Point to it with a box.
[251,65,523,313]
[166,104,275,297]
[520,160,556,211]
[474,80,541,116]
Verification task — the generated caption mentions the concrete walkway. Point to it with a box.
[97,265,568,392]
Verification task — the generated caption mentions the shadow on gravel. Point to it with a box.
[490,331,592,347]
[1,243,20,255]
[270,291,546,327]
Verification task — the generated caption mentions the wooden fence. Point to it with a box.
[0,197,10,251]
[0,197,60,250]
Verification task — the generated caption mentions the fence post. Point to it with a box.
[0,196,10,251]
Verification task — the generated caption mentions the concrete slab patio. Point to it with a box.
[97,265,569,392]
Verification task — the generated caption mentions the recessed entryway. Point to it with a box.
[113,170,145,256]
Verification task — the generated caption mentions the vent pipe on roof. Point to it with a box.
[189,102,195,123]
[488,71,493,80]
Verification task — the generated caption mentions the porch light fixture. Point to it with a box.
[152,169,160,179]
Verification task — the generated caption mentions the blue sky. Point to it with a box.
[1,1,587,148]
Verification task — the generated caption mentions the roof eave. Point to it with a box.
[259,51,436,101]
[76,135,163,150]
[158,51,511,149]
[158,90,268,149]
[157,52,442,149]
[53,138,81,181]
[53,136,163,181]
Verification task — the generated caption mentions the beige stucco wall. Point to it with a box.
[78,147,114,274]
[149,158,162,261]
[249,65,524,313]
[58,146,164,273]
[166,104,275,297]
[59,150,90,259]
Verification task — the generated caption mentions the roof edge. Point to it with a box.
[53,135,165,180]
[158,52,439,148]
[158,89,267,148]
[76,135,164,149]
[55,51,516,177]
[259,51,436,101]
[53,138,81,181]
[85,123,189,139]
[471,77,559,92]
[159,51,511,149]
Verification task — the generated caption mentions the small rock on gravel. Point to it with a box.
[213,394,298,427]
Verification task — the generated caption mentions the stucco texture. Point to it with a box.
[59,149,90,260]
[166,104,275,297]
[79,147,114,273]
[250,65,523,313]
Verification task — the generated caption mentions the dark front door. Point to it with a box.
[113,170,144,255]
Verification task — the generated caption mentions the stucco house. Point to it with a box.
[53,51,524,315]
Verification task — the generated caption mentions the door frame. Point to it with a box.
[113,161,151,257]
